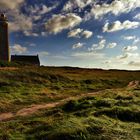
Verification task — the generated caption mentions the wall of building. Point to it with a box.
[0,16,10,62]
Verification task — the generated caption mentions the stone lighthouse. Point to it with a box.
[0,13,10,62]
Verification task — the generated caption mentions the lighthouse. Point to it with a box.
[0,13,10,62]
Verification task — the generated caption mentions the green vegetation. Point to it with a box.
[0,61,19,67]
[0,66,140,139]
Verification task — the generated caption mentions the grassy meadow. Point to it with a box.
[0,66,140,140]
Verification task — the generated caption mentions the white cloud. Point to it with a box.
[72,51,105,59]
[39,5,54,15]
[39,51,49,56]
[128,61,140,67]
[0,0,24,9]
[23,31,38,37]
[8,10,33,32]
[91,0,140,19]
[89,39,106,51]
[29,4,58,16]
[123,46,138,52]
[117,53,139,59]
[133,38,140,44]
[134,13,140,20]
[103,20,140,32]
[97,39,106,50]
[97,35,103,39]
[41,32,47,36]
[72,42,84,49]
[104,60,111,64]
[45,13,82,34]
[122,36,140,44]
[68,28,83,38]
[107,42,117,48]
[90,40,117,50]
[68,28,93,38]
[63,0,93,12]
[82,30,93,38]
[117,54,129,60]
[29,43,36,47]
[11,44,27,54]
[123,36,136,40]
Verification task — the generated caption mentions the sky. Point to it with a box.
[1,0,140,70]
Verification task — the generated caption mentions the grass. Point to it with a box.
[0,66,139,139]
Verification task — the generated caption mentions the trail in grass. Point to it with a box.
[0,67,18,70]
[0,91,102,121]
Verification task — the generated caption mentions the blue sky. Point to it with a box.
[1,0,140,70]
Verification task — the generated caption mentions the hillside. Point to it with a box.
[0,66,140,140]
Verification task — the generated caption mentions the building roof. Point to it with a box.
[11,55,40,65]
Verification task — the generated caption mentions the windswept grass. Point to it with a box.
[0,66,140,139]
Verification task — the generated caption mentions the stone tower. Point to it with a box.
[0,13,9,62]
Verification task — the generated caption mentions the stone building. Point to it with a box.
[11,55,40,66]
[0,13,10,61]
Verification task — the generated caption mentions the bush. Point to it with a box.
[95,99,112,108]
[62,100,79,112]
[115,95,133,100]
[94,107,140,123]
[0,61,19,67]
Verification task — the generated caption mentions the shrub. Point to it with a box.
[62,100,79,112]
[94,107,140,123]
[115,95,133,100]
[95,99,113,108]
[0,61,19,67]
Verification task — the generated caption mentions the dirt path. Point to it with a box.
[0,91,102,122]
[0,67,18,70]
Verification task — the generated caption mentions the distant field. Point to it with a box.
[0,66,140,140]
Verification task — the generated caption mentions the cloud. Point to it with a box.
[8,10,33,32]
[133,38,140,44]
[63,0,93,12]
[39,51,49,56]
[89,39,106,51]
[0,0,24,9]
[1,1,33,34]
[91,0,140,19]
[134,13,140,20]
[107,43,117,48]
[82,30,93,38]
[97,35,103,39]
[28,4,58,16]
[117,53,139,59]
[45,13,82,34]
[97,39,106,50]
[122,36,140,44]
[68,28,93,38]
[11,44,27,54]
[89,40,116,51]
[39,5,55,15]
[72,42,84,49]
[103,20,140,32]
[123,36,136,40]
[123,46,138,52]
[23,31,38,37]
[128,61,140,67]
[68,28,83,38]
[71,51,105,60]
[29,43,36,47]
[117,54,129,59]
[104,60,111,64]
[7,2,58,34]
